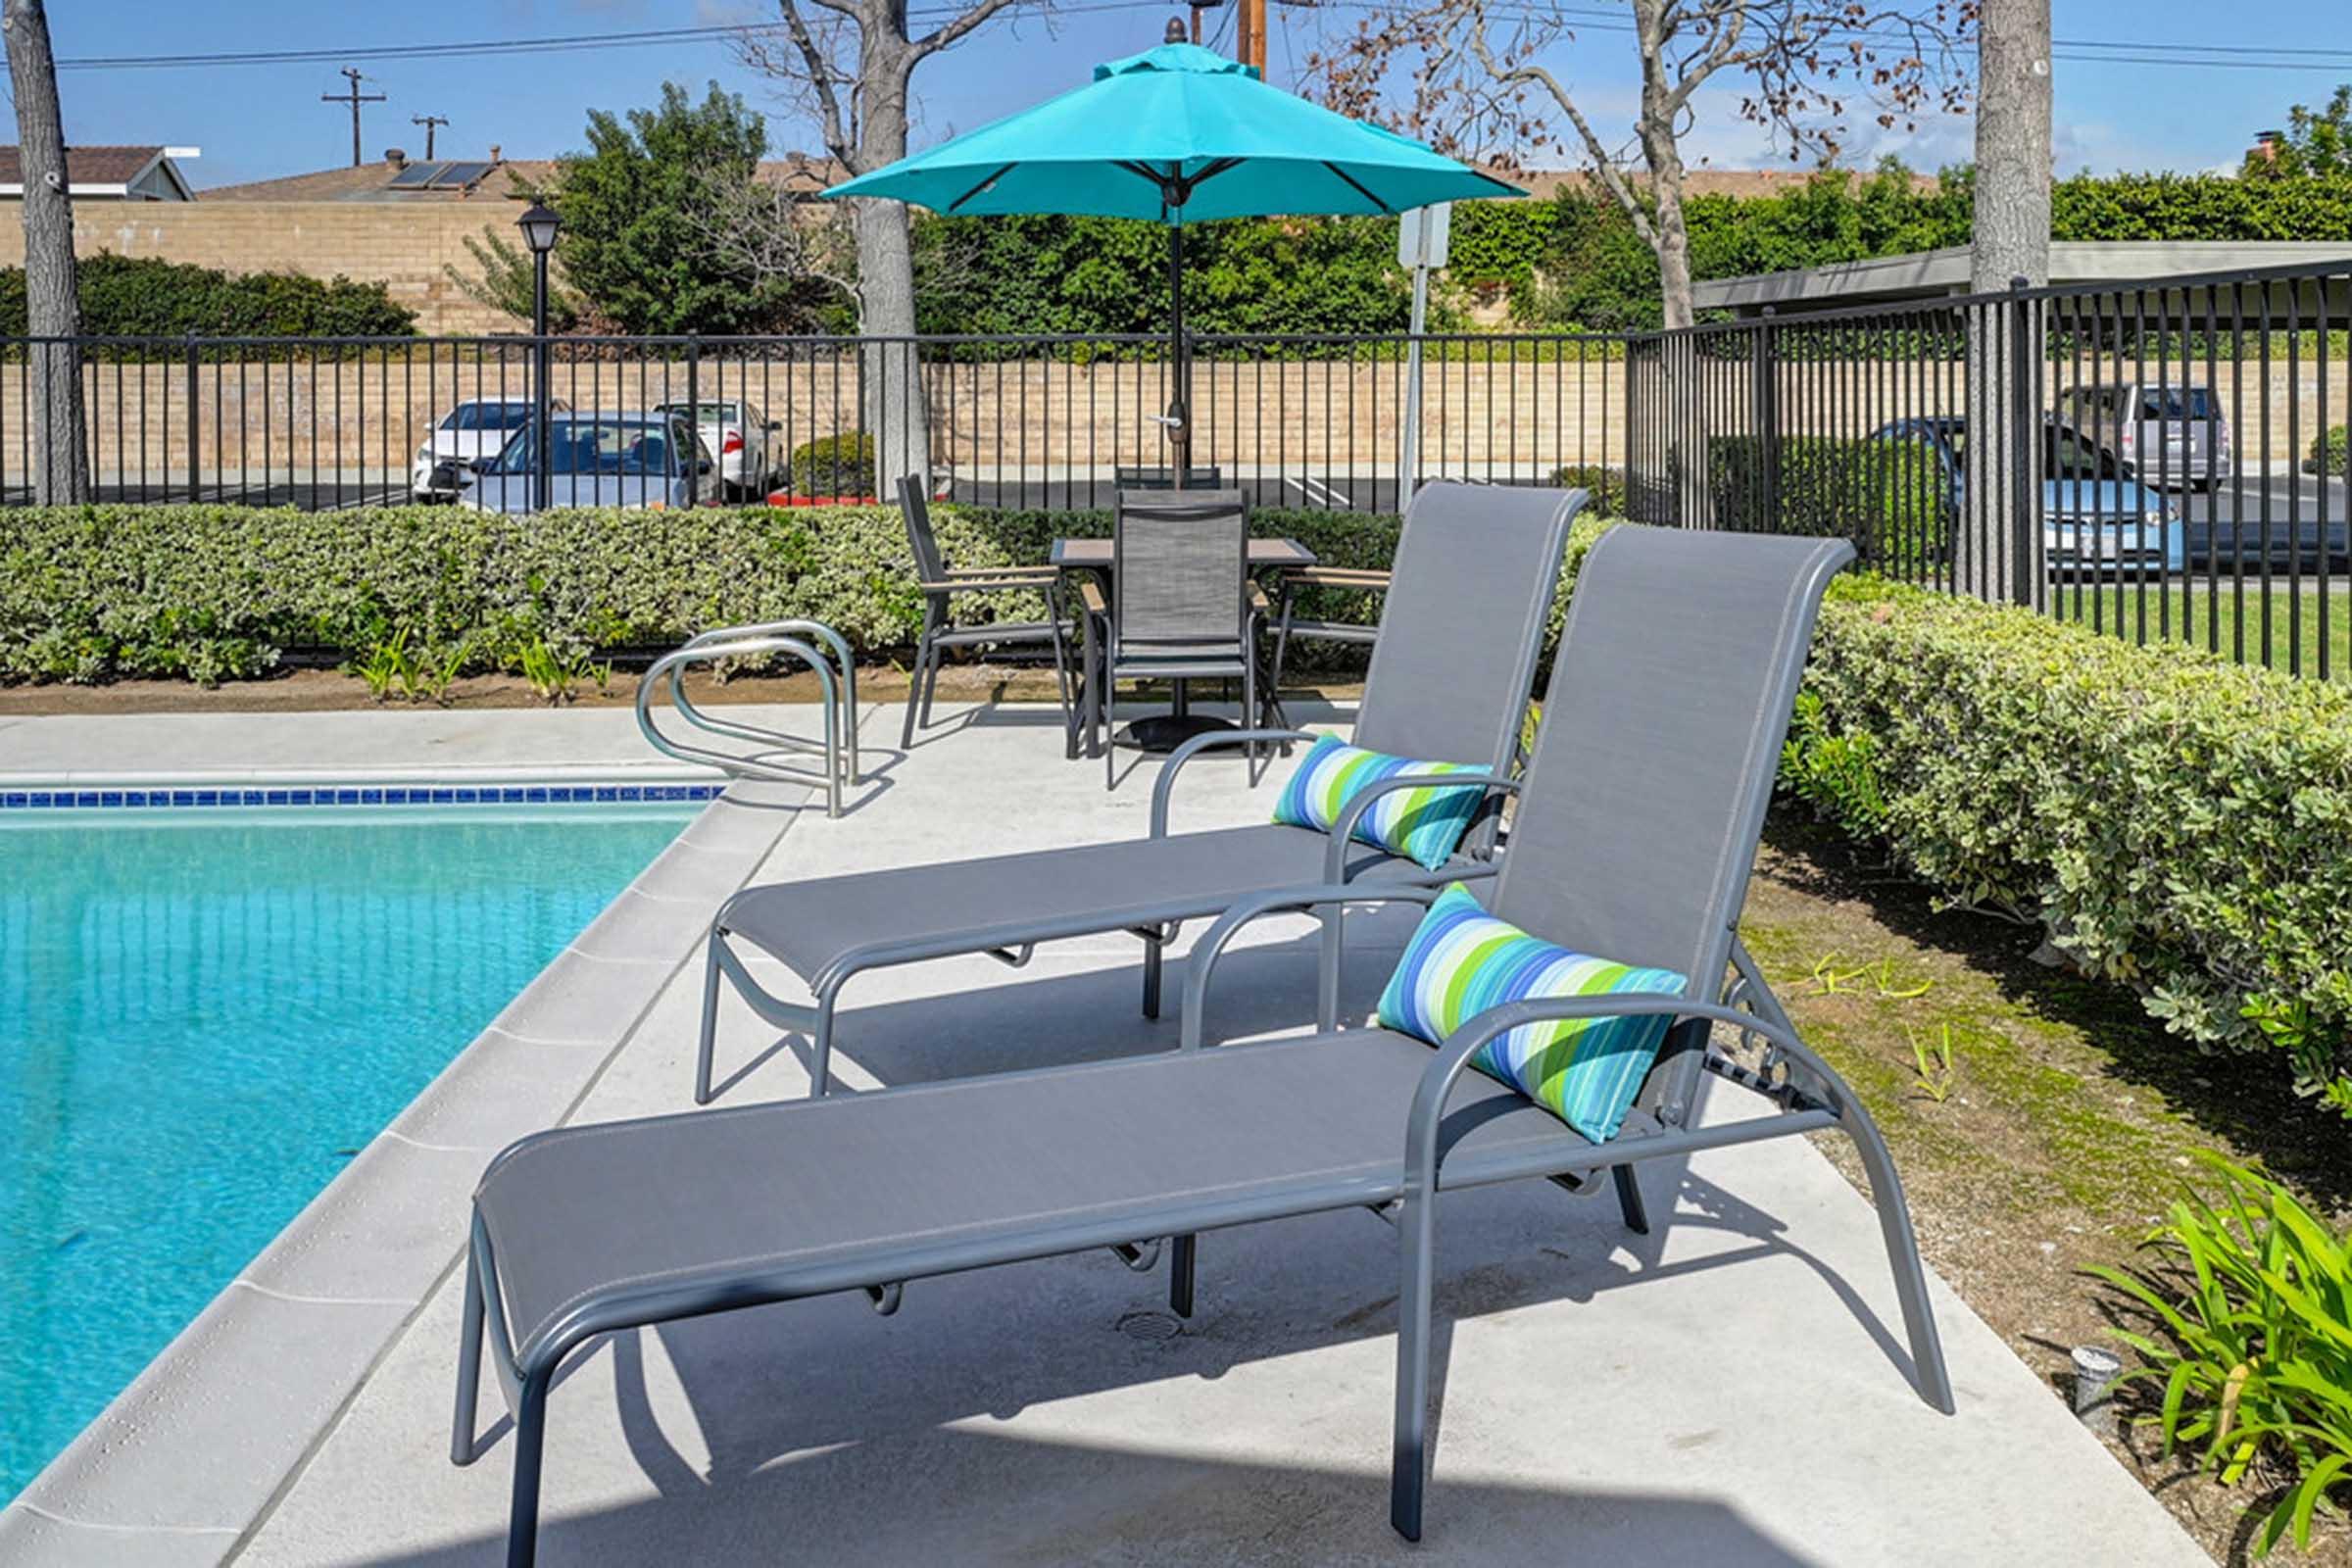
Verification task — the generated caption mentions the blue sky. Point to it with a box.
[22,0,2352,190]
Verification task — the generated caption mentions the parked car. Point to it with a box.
[654,399,782,498]
[411,398,567,502]
[460,412,715,514]
[1872,415,2186,576]
[2056,382,2231,490]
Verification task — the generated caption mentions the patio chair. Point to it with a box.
[898,475,1080,757]
[1085,488,1264,788]
[1266,560,1391,712]
[454,526,1953,1568]
[694,480,1583,1103]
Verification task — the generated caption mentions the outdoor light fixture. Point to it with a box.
[515,201,561,256]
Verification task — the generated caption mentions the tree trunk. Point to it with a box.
[1641,105,1710,525]
[849,46,933,497]
[1962,0,2051,605]
[5,0,89,505]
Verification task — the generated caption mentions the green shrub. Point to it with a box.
[1706,435,1950,574]
[1784,574,2352,1110]
[0,253,416,352]
[787,433,876,499]
[2087,1152,2352,1556]
[1545,464,1628,517]
[2309,424,2349,478]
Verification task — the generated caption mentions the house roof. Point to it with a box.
[0,144,197,198]
[1691,240,2352,317]
[199,153,844,203]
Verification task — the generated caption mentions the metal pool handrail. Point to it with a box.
[673,619,860,786]
[636,623,852,817]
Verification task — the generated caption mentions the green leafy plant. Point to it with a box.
[0,253,415,357]
[2307,424,2349,478]
[1905,1023,1960,1103]
[2085,1153,2352,1556]
[1786,574,2352,1110]
[514,634,594,707]
[400,636,470,706]
[350,630,410,704]
[787,432,877,499]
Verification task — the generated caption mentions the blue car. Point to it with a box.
[1872,416,2186,576]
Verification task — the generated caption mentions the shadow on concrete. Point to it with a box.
[358,1423,1822,1566]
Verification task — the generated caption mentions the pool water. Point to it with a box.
[0,805,696,1500]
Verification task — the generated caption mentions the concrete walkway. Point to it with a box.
[8,701,2207,1566]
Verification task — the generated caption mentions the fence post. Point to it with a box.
[184,332,200,503]
[1622,340,1639,520]
[2008,275,2037,608]
[1753,307,1780,528]
[684,333,701,510]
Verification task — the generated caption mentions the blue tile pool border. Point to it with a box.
[0,782,727,812]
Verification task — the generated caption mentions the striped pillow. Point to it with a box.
[1377,883,1688,1144]
[1270,734,1488,872]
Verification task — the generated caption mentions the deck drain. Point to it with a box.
[1116,1309,1183,1344]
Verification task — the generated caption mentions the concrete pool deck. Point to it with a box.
[1,700,2208,1566]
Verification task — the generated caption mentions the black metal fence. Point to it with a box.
[3,256,2345,680]
[1633,258,2352,681]
[0,330,1623,516]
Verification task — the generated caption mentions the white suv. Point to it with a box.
[656,400,781,498]
[2057,382,2232,491]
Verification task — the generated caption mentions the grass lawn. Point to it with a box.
[2051,579,2352,679]
[1740,813,2352,1567]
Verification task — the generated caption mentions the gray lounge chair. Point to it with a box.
[695,480,1584,1102]
[454,526,1953,1568]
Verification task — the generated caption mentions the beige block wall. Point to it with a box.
[0,201,528,334]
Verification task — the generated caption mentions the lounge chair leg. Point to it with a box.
[809,990,838,1098]
[1838,1094,1956,1415]
[452,1244,486,1466]
[1316,908,1344,1032]
[1141,933,1162,1020]
[693,931,726,1106]
[1390,1182,1439,1543]
[1611,1163,1649,1236]
[1168,1233,1196,1318]
[505,1367,554,1568]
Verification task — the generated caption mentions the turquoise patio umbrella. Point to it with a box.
[826,40,1521,479]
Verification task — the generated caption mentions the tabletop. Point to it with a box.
[1050,536,1318,570]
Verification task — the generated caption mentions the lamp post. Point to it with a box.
[515,201,561,511]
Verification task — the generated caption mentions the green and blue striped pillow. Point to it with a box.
[1377,883,1688,1144]
[1270,734,1488,872]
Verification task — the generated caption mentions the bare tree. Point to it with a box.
[1960,0,2048,605]
[679,169,858,306]
[736,0,1039,490]
[1310,0,1973,331]
[4,0,88,504]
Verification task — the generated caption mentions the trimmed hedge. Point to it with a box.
[787,433,876,499]
[1706,435,1949,573]
[0,502,1430,685]
[0,254,416,350]
[1784,574,2352,1112]
[2309,423,2349,477]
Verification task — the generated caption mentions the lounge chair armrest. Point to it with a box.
[1179,881,1449,1051]
[1402,995,1831,1192]
[946,565,1055,582]
[1324,772,1514,884]
[1078,579,1107,616]
[1149,726,1319,835]
[1288,566,1394,590]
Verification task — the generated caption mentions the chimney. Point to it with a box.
[489,144,503,165]
[384,148,408,170]
[2251,129,2284,165]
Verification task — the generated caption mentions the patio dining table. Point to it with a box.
[1052,535,1318,755]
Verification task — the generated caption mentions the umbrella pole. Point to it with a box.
[1167,221,1190,490]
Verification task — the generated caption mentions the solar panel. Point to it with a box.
[387,161,446,189]
[430,161,493,188]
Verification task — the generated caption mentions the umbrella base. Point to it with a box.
[1116,713,1238,754]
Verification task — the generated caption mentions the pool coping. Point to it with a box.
[0,776,812,1564]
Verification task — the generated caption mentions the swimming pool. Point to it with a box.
[0,804,698,1501]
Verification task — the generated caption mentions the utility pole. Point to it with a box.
[1238,0,1265,74]
[322,68,386,168]
[412,114,448,159]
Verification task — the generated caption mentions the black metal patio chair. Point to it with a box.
[898,475,1080,756]
[452,524,1951,1568]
